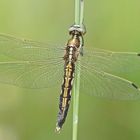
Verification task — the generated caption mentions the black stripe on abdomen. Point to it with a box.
[56,62,75,131]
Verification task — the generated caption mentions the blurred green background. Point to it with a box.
[0,0,140,140]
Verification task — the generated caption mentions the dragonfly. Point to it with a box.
[0,24,140,132]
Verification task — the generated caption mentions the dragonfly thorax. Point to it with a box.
[67,30,82,49]
[67,37,80,49]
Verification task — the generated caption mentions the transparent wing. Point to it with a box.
[0,34,65,88]
[83,48,140,74]
[0,61,64,89]
[0,34,64,61]
[80,54,140,100]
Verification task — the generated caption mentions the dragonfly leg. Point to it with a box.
[79,35,84,56]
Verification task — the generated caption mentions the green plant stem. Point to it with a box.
[75,0,80,24]
[73,61,81,140]
[72,0,84,140]
[75,0,84,26]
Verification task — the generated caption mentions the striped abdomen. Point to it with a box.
[56,30,82,132]
[56,61,75,130]
[56,46,77,131]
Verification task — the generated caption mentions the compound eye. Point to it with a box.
[69,24,86,35]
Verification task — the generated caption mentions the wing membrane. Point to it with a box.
[0,61,63,88]
[0,34,65,88]
[0,34,64,61]
[83,48,140,74]
[80,62,140,100]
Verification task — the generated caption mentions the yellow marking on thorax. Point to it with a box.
[66,63,72,69]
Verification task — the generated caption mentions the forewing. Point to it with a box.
[83,48,140,74]
[0,34,65,88]
[0,34,64,61]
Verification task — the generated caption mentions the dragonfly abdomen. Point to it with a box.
[55,43,78,131]
[56,60,75,132]
[56,28,83,132]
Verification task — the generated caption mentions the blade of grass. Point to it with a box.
[72,0,84,140]
[74,0,84,25]
[73,60,81,140]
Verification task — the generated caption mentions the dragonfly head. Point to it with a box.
[69,24,86,36]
